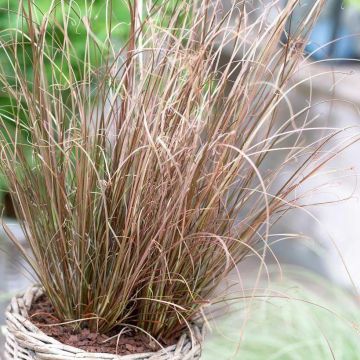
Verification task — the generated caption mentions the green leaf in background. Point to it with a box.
[345,0,360,9]
[202,269,360,360]
[0,0,130,204]
[0,0,183,205]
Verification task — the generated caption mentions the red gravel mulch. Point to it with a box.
[28,295,166,356]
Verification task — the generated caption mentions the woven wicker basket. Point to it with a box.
[4,286,203,360]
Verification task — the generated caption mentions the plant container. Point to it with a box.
[4,286,203,360]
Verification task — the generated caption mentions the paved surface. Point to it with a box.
[276,62,360,289]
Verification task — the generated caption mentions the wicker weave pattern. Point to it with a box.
[4,286,203,360]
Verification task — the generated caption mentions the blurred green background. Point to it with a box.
[202,271,360,360]
[0,0,130,206]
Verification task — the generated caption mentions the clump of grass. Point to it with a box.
[0,0,343,342]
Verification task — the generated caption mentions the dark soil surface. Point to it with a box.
[28,295,165,355]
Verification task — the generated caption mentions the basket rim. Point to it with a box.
[5,285,204,360]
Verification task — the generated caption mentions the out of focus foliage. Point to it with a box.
[0,0,183,204]
[0,0,130,204]
[202,271,360,359]
[347,0,360,8]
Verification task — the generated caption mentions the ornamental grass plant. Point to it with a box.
[0,0,348,346]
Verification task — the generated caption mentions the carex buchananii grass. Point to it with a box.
[0,0,347,342]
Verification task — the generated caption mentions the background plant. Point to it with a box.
[0,0,130,204]
[203,269,360,360]
[0,0,346,343]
